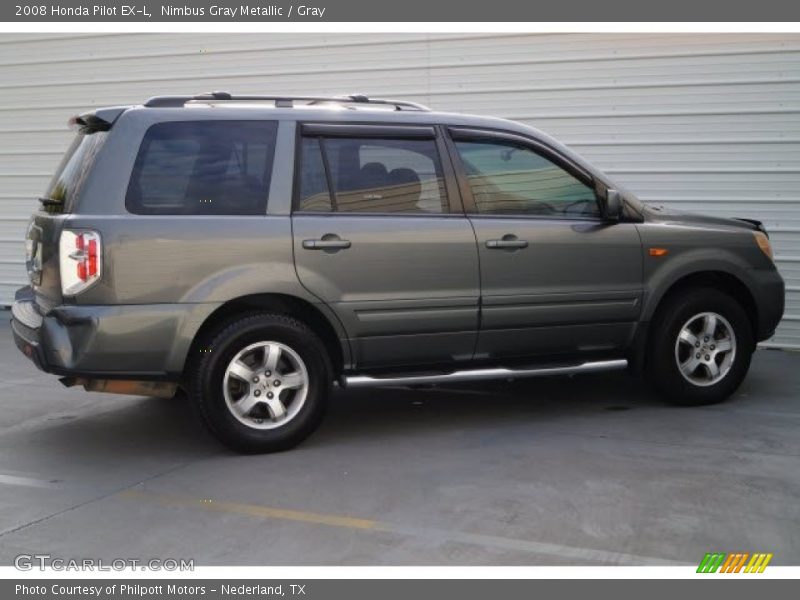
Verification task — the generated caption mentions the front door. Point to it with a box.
[447,128,643,360]
[292,124,480,368]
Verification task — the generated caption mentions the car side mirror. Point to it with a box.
[603,189,623,222]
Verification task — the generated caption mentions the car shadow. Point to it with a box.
[11,351,789,461]
[310,371,664,448]
[6,371,660,461]
[1,391,223,466]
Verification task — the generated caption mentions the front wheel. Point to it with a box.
[647,288,754,406]
[189,313,332,453]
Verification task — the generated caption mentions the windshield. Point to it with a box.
[43,131,107,213]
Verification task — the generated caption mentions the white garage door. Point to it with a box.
[1,32,798,347]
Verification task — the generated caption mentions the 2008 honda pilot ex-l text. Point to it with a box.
[11,92,785,453]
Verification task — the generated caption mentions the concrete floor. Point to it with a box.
[0,316,798,566]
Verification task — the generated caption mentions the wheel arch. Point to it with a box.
[647,270,758,337]
[182,293,350,380]
[629,269,758,373]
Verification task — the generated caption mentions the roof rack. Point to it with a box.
[143,91,431,112]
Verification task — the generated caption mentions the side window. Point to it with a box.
[454,140,599,218]
[297,138,332,212]
[296,135,448,214]
[126,120,277,215]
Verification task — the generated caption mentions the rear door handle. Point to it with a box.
[302,238,352,250]
[486,236,528,249]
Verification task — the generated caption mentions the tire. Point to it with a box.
[188,312,332,453]
[646,287,754,406]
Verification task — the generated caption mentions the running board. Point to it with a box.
[344,359,628,388]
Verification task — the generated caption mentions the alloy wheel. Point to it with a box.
[674,312,737,387]
[222,341,309,429]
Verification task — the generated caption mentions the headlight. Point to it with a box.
[754,231,773,260]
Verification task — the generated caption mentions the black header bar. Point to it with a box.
[4,0,800,22]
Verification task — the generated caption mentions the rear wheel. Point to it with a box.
[647,288,754,406]
[189,313,331,453]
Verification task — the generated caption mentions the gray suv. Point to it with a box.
[11,92,785,453]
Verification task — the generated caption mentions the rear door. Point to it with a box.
[447,127,643,361]
[25,127,110,312]
[292,123,480,368]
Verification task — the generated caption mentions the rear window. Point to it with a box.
[126,121,277,215]
[44,131,108,214]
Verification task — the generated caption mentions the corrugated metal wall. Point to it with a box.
[1,32,799,346]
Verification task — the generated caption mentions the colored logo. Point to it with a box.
[697,552,773,573]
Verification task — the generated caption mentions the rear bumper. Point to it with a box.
[10,287,220,380]
[11,296,48,372]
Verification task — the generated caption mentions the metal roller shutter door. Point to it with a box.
[1,32,798,346]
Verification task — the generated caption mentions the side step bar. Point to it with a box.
[344,359,628,388]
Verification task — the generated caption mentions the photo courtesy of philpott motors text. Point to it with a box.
[16,584,213,597]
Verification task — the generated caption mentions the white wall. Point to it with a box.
[1,32,799,346]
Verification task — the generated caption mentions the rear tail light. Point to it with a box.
[59,230,102,295]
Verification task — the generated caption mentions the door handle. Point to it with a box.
[486,236,528,250]
[302,238,352,250]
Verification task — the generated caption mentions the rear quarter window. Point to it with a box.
[44,131,108,214]
[126,120,277,215]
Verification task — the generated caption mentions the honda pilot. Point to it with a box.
[11,92,785,453]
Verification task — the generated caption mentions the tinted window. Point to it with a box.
[455,140,599,218]
[44,131,108,214]
[297,136,447,214]
[126,121,277,215]
[297,138,332,212]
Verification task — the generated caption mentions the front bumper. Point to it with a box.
[751,268,785,342]
[10,287,219,380]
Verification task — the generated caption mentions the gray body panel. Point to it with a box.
[635,210,784,340]
[13,296,219,376]
[11,101,785,382]
[293,214,480,367]
[469,217,643,359]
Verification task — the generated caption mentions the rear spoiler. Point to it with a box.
[68,106,129,133]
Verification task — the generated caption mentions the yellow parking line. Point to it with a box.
[118,489,377,530]
[118,489,683,565]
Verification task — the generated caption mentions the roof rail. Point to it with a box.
[143,91,431,111]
